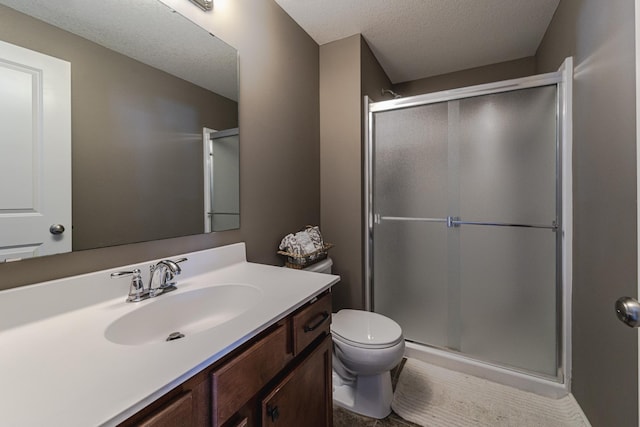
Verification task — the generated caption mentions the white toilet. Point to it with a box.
[303,258,405,419]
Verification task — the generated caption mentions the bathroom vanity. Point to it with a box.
[121,291,333,427]
[0,243,339,426]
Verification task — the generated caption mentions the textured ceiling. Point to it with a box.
[274,0,560,83]
[0,0,238,101]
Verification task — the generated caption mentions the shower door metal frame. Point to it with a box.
[364,57,573,394]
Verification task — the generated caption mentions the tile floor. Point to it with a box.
[333,359,420,427]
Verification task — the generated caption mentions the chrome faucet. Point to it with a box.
[111,258,187,302]
[148,258,186,295]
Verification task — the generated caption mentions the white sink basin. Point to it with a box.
[105,284,262,345]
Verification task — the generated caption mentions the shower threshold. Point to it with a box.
[404,340,568,399]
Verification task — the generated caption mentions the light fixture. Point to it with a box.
[189,0,213,11]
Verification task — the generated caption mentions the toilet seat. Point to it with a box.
[331,309,403,349]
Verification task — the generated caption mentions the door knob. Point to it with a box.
[49,224,65,235]
[615,297,640,327]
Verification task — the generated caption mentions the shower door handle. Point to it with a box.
[615,297,640,327]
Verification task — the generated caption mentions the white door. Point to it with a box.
[203,127,240,233]
[0,40,71,261]
[210,128,239,231]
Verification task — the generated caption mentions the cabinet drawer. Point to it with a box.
[291,292,332,355]
[138,392,194,427]
[211,323,289,426]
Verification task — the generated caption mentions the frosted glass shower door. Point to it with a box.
[456,86,558,376]
[371,84,560,378]
[372,102,451,349]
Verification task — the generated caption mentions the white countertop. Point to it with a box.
[0,243,339,426]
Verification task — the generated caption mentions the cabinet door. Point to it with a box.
[261,335,332,427]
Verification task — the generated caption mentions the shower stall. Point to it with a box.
[364,59,573,396]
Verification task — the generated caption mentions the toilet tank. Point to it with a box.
[303,258,333,274]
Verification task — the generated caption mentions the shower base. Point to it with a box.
[404,341,568,399]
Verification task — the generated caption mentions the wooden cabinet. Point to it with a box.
[137,392,194,427]
[261,335,332,427]
[119,291,332,427]
[291,292,332,356]
[211,322,291,426]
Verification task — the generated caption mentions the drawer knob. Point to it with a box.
[303,311,329,333]
[267,404,280,422]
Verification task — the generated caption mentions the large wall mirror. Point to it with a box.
[0,0,239,262]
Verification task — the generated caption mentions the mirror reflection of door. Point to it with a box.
[0,40,71,262]
[203,127,239,232]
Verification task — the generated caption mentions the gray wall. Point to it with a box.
[318,35,394,311]
[393,56,536,97]
[536,1,637,425]
[361,37,393,103]
[0,5,238,252]
[320,35,363,310]
[2,0,320,289]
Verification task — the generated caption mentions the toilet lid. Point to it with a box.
[331,310,403,348]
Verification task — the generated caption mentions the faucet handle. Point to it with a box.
[111,268,146,302]
[170,258,188,280]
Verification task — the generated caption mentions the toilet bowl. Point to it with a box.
[330,309,405,419]
[302,258,405,419]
